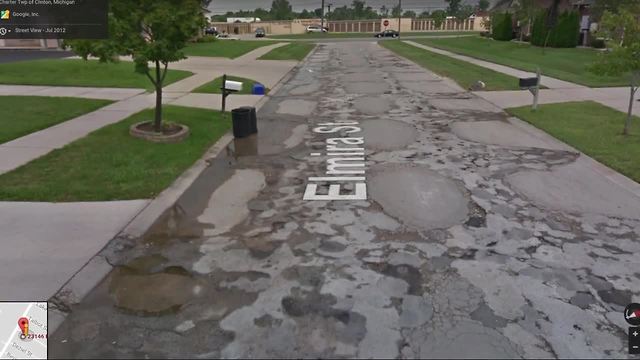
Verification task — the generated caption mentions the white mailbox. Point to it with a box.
[224,80,243,92]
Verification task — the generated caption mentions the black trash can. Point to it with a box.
[231,107,253,138]
[236,106,258,134]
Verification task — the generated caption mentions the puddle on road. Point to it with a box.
[108,261,198,316]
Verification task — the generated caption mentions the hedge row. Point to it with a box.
[491,12,514,41]
[531,10,580,48]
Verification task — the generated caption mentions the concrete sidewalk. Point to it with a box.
[0,43,300,174]
[0,85,145,101]
[0,201,149,300]
[0,41,303,306]
[474,86,638,115]
[404,40,587,90]
[402,40,637,115]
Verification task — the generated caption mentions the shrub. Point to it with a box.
[531,10,580,48]
[491,12,514,41]
[590,37,606,49]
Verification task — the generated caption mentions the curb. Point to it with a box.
[47,47,315,334]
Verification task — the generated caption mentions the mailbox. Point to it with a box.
[224,80,243,92]
[519,77,539,88]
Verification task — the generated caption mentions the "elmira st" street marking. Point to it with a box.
[303,121,367,201]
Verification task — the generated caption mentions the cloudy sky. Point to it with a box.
[207,0,484,14]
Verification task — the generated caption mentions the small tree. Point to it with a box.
[456,4,475,21]
[478,0,490,12]
[514,0,537,41]
[67,0,205,133]
[391,3,402,18]
[431,10,448,29]
[590,7,640,135]
[445,0,462,17]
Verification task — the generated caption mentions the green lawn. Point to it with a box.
[507,101,640,182]
[415,37,629,87]
[0,106,231,202]
[0,60,192,91]
[184,40,278,58]
[193,75,269,94]
[269,31,479,40]
[258,43,315,60]
[0,96,113,144]
[380,40,521,91]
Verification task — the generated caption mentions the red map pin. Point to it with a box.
[18,317,29,339]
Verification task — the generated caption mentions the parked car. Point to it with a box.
[255,28,266,38]
[375,29,399,38]
[204,27,218,36]
[306,25,328,33]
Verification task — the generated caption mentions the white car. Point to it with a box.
[306,25,328,33]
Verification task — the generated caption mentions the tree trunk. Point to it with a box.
[623,85,637,136]
[154,60,162,133]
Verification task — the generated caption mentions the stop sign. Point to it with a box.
[383,20,389,27]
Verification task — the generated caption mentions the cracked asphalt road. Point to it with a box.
[51,41,640,359]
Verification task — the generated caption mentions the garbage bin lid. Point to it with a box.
[231,107,252,113]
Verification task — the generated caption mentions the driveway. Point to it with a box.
[50,41,640,358]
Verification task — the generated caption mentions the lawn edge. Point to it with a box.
[415,38,626,88]
[47,44,317,333]
[258,42,316,61]
[379,40,520,92]
[504,104,640,198]
[0,96,115,145]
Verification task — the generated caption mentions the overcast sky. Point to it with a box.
[207,0,485,14]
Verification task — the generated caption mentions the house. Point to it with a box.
[490,0,595,44]
[491,0,594,15]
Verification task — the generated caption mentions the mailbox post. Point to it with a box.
[519,68,541,111]
[220,74,243,113]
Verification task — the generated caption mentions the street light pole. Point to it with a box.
[398,0,402,37]
[321,0,325,30]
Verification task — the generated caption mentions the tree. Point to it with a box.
[478,0,490,12]
[67,0,205,133]
[403,10,417,18]
[456,4,475,20]
[314,8,323,17]
[592,0,638,20]
[590,6,640,135]
[270,0,293,20]
[391,3,402,18]
[445,0,462,17]
[380,5,389,17]
[299,9,312,19]
[352,0,366,19]
[431,9,447,29]
[418,10,430,19]
[514,0,537,41]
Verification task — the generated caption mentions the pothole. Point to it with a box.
[360,120,417,151]
[109,264,197,316]
[369,165,469,230]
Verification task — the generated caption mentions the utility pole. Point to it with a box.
[321,0,325,29]
[398,0,402,37]
[328,3,332,17]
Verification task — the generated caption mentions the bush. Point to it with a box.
[531,10,580,48]
[590,37,606,49]
[491,12,514,41]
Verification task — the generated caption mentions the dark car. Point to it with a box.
[205,27,218,36]
[375,29,399,38]
[255,28,266,38]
